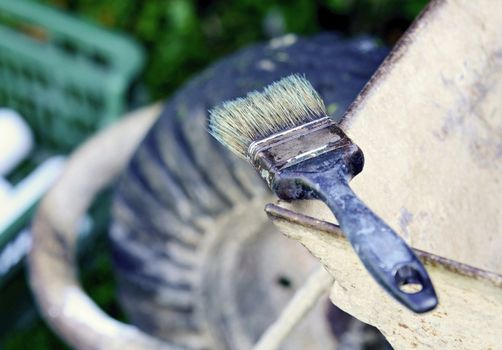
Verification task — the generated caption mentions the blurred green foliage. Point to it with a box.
[3,0,428,348]
[40,0,428,100]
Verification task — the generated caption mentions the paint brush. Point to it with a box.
[208,74,437,313]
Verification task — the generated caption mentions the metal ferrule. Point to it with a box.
[247,116,351,186]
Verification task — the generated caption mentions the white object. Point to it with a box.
[0,156,66,235]
[0,177,12,197]
[0,177,13,213]
[0,228,32,276]
[0,109,34,176]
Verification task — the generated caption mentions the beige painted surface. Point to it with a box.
[267,203,502,349]
[264,1,502,348]
[331,0,502,273]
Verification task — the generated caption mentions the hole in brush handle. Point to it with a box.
[395,265,425,294]
[391,262,438,313]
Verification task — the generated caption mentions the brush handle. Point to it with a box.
[312,171,437,313]
[264,131,437,312]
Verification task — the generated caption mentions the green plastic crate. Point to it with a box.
[0,0,145,150]
[0,0,145,308]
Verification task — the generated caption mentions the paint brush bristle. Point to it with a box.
[208,74,326,159]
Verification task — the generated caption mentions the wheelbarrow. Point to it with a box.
[29,0,502,348]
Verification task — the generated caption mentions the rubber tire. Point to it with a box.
[110,33,388,349]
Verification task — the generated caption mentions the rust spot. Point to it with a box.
[265,203,344,240]
[338,284,348,292]
[398,322,409,329]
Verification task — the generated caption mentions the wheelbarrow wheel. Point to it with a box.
[110,33,389,349]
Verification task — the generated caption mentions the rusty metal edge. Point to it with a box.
[265,203,502,289]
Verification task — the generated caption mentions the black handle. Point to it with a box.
[313,174,437,313]
[268,136,437,313]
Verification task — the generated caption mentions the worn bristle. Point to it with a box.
[208,74,326,159]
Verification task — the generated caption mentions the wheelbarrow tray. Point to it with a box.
[266,0,502,348]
